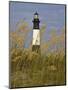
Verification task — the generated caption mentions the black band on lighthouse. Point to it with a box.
[33,19,40,29]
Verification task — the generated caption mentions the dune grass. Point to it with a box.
[10,48,66,88]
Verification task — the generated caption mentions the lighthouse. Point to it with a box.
[32,12,40,53]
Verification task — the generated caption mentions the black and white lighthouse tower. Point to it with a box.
[32,12,40,53]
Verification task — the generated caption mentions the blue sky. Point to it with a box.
[10,2,65,31]
[9,2,65,48]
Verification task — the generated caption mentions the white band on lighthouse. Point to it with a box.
[32,29,40,45]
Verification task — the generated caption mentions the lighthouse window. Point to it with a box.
[34,15,38,19]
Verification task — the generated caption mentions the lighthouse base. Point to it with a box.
[32,45,40,53]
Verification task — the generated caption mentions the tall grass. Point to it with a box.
[10,48,65,88]
[9,20,65,88]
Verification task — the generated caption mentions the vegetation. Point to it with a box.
[9,20,66,88]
